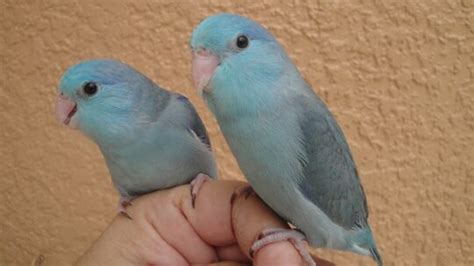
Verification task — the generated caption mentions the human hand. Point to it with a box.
[74,180,334,266]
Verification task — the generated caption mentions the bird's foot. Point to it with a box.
[190,173,211,208]
[230,185,255,205]
[117,196,133,219]
[250,228,316,266]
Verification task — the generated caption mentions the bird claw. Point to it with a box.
[190,173,211,208]
[230,185,255,205]
[250,228,316,266]
[119,210,133,220]
[117,196,133,219]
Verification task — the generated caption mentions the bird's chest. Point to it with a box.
[101,132,195,196]
[102,144,166,195]
[219,113,304,214]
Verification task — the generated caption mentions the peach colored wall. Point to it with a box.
[1,1,472,265]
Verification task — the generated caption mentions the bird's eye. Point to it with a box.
[236,35,249,49]
[83,82,98,96]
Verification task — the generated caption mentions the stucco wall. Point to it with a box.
[1,1,472,265]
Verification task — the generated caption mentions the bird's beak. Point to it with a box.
[55,93,79,128]
[192,49,220,95]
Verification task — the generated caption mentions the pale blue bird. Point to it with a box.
[190,14,382,265]
[55,59,217,217]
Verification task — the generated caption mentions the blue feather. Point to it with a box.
[191,13,382,264]
[59,59,217,197]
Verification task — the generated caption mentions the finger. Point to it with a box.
[75,213,188,266]
[254,241,306,266]
[231,188,305,265]
[312,255,336,266]
[215,244,250,262]
[205,262,248,266]
[182,180,246,246]
[131,188,218,263]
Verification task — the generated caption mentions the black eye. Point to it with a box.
[83,82,98,96]
[236,35,249,49]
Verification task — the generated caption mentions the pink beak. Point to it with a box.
[192,49,220,94]
[55,93,78,128]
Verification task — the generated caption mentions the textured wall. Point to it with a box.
[1,1,472,265]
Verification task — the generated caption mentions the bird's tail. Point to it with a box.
[369,244,383,266]
[350,226,383,266]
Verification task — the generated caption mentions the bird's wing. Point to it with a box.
[176,95,212,151]
[295,92,368,230]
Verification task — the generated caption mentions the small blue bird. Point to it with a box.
[190,14,382,265]
[56,59,217,216]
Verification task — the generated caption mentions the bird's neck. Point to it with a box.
[205,60,303,122]
[84,85,171,149]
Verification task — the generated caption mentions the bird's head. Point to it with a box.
[56,59,157,143]
[190,13,296,116]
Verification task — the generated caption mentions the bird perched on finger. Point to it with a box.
[190,13,382,266]
[56,59,217,217]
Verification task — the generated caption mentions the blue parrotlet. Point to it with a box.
[190,13,382,266]
[55,59,217,217]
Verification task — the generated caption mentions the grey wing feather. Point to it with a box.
[296,91,368,230]
[177,95,212,150]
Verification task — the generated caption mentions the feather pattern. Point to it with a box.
[295,89,368,230]
[59,59,217,198]
[191,13,382,265]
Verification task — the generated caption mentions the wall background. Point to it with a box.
[1,1,472,265]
